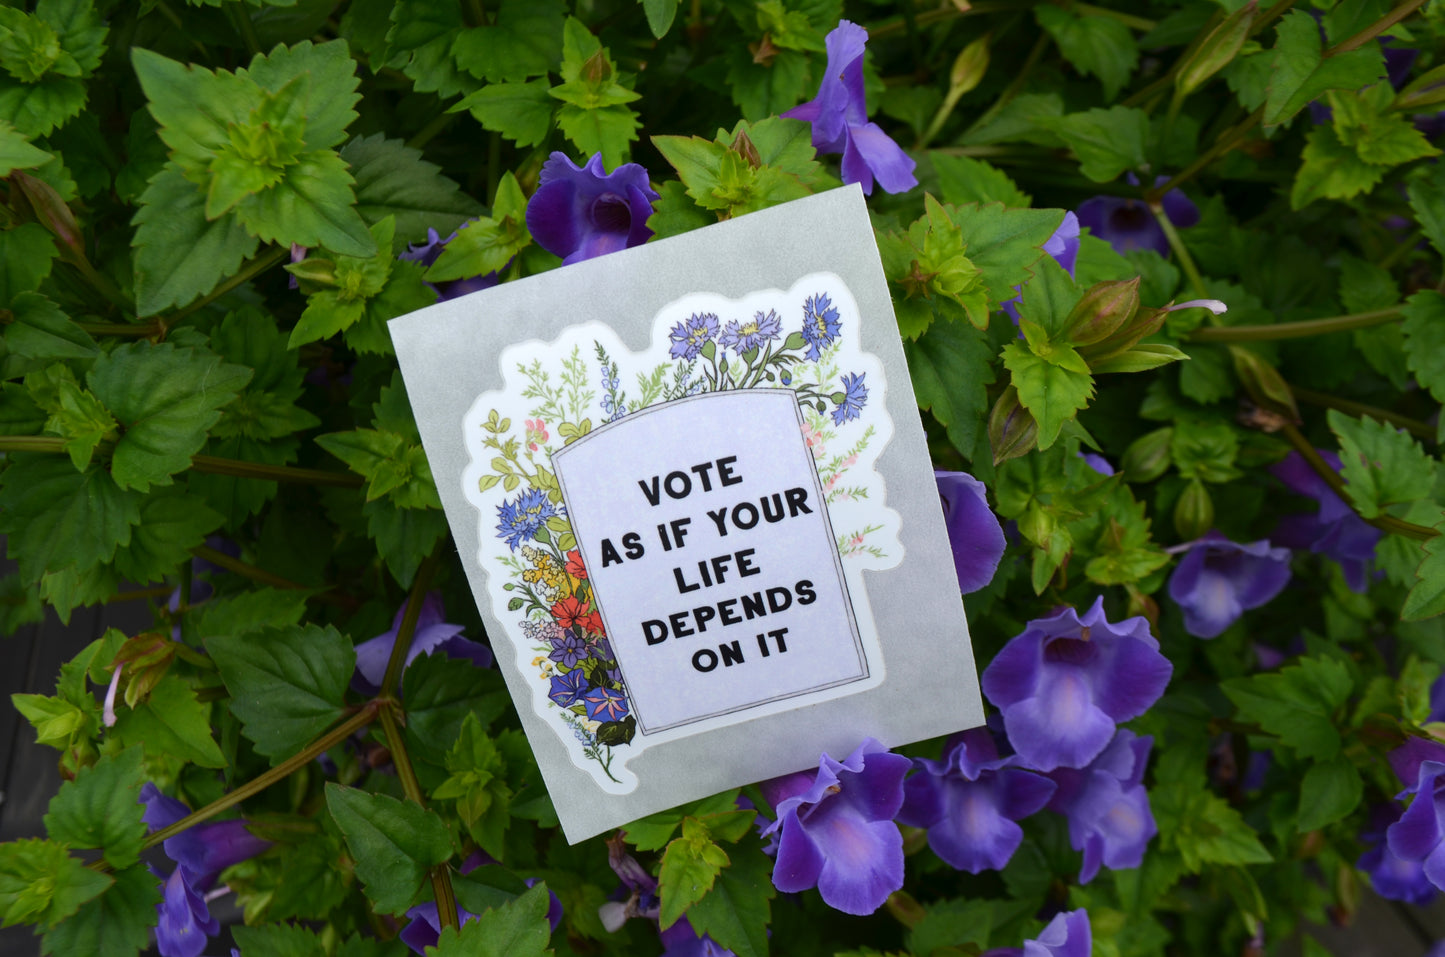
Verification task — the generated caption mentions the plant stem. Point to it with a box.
[189,454,363,488]
[377,704,460,930]
[381,551,443,697]
[1073,3,1155,30]
[1324,0,1427,55]
[1187,308,1403,342]
[1289,386,1435,443]
[76,321,163,338]
[1151,202,1208,298]
[1278,424,1437,541]
[190,545,312,593]
[1148,109,1262,201]
[228,5,263,56]
[169,246,288,322]
[102,705,379,870]
[68,257,136,315]
[866,1,1011,39]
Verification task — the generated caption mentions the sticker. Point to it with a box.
[391,186,984,841]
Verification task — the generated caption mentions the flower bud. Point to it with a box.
[731,128,761,169]
[1077,306,1168,362]
[11,170,83,257]
[1175,1,1256,96]
[1173,479,1214,540]
[949,34,990,96]
[988,385,1038,465]
[1228,345,1300,423]
[1121,427,1173,483]
[1065,277,1140,347]
[284,257,337,291]
[1393,63,1445,113]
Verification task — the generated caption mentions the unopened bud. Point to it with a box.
[1078,306,1168,362]
[1394,63,1445,113]
[1175,1,1256,96]
[949,35,990,95]
[285,258,337,291]
[1065,277,1140,347]
[11,170,83,256]
[1173,479,1214,540]
[731,129,761,169]
[581,49,611,85]
[1229,345,1300,422]
[1121,427,1173,483]
[884,890,927,929]
[989,385,1038,465]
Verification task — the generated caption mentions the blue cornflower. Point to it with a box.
[668,312,719,360]
[548,669,590,707]
[548,631,590,668]
[496,488,557,550]
[801,293,841,361]
[721,309,782,354]
[582,685,630,721]
[831,372,867,425]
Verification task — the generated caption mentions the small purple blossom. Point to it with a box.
[1076,176,1199,258]
[398,227,502,301]
[153,866,219,957]
[720,310,782,353]
[548,669,589,707]
[759,738,911,915]
[801,292,842,361]
[526,152,659,265]
[1003,212,1081,321]
[496,487,559,551]
[1359,803,1438,904]
[1388,758,1445,892]
[1078,452,1113,476]
[669,312,720,360]
[983,909,1092,957]
[981,597,1172,772]
[582,685,629,722]
[896,727,1056,873]
[548,631,590,668]
[934,470,1007,595]
[352,592,492,693]
[1045,730,1156,884]
[599,834,661,932]
[782,21,916,195]
[660,918,738,957]
[1166,531,1292,639]
[1270,449,1381,592]
[831,372,867,425]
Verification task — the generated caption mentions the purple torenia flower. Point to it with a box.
[831,372,867,425]
[526,152,659,265]
[801,293,841,360]
[981,597,1172,772]
[1388,759,1445,892]
[1076,176,1199,258]
[1003,212,1080,321]
[984,909,1092,957]
[759,738,911,915]
[934,471,1007,595]
[669,312,720,360]
[353,592,492,693]
[1166,531,1292,639]
[398,227,502,301]
[1270,449,1380,591]
[1046,730,1156,883]
[1079,452,1113,476]
[1360,804,1438,904]
[660,918,737,957]
[139,784,270,891]
[896,728,1056,873]
[720,310,781,353]
[153,866,219,957]
[782,21,917,195]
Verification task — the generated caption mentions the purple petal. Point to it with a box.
[843,122,918,196]
[526,152,659,266]
[1024,909,1091,957]
[935,470,1007,594]
[1045,212,1081,278]
[1076,195,1168,257]
[1160,188,1199,229]
[140,782,191,832]
[155,868,219,957]
[771,808,825,894]
[1002,668,1118,771]
[811,810,904,915]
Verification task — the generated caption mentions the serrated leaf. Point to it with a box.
[1408,162,1445,263]
[39,864,159,957]
[0,839,112,929]
[1003,343,1094,451]
[0,456,141,583]
[207,624,355,761]
[1296,756,1362,831]
[340,133,482,247]
[1221,656,1353,759]
[453,79,555,149]
[240,39,361,153]
[131,162,260,317]
[403,651,508,768]
[87,341,251,492]
[386,0,477,99]
[658,818,729,929]
[426,172,530,281]
[903,318,994,461]
[1326,409,1436,519]
[232,922,327,957]
[724,47,810,123]
[1291,124,1387,209]
[0,222,57,305]
[1045,106,1148,182]
[3,291,96,359]
[42,748,146,868]
[1265,11,1385,127]
[557,103,639,170]
[931,153,1030,207]
[451,0,565,84]
[45,377,114,470]
[12,693,88,749]
[324,784,456,915]
[0,75,87,139]
[686,848,773,957]
[1404,526,1445,621]
[112,673,227,768]
[1153,786,1272,872]
[948,202,1066,309]
[1035,5,1138,100]
[430,884,551,957]
[235,150,375,258]
[1403,291,1445,405]
[0,118,50,175]
[365,498,450,587]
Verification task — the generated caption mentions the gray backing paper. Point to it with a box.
[389,185,984,842]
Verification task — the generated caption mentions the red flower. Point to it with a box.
[565,550,589,580]
[551,596,592,630]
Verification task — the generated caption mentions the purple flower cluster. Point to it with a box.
[527,152,659,265]
[1167,531,1292,639]
[783,21,917,195]
[1045,730,1157,883]
[1077,175,1199,258]
[140,784,270,957]
[1271,450,1380,592]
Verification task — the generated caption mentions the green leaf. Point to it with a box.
[686,847,773,957]
[1330,85,1440,166]
[1221,656,1354,759]
[235,150,375,258]
[903,318,995,461]
[1153,785,1273,872]
[315,428,440,507]
[1403,291,1445,405]
[0,456,141,583]
[365,498,450,587]
[1296,756,1363,831]
[426,171,530,281]
[649,179,713,239]
[451,0,565,84]
[906,898,993,955]
[658,817,730,929]
[340,133,482,247]
[557,104,641,170]
[87,341,251,492]
[403,651,509,768]
[949,202,1067,309]
[433,713,524,859]
[240,40,362,153]
[0,839,112,929]
[1291,125,1387,209]
[0,76,86,139]
[39,864,159,957]
[131,162,260,317]
[45,377,114,470]
[429,884,551,957]
[12,692,89,749]
[643,0,681,38]
[1404,525,1445,621]
[207,624,355,761]
[1265,11,1385,127]
[1408,162,1445,261]
[324,784,457,915]
[930,153,1030,207]
[232,922,326,957]
[723,48,809,123]
[112,674,227,768]
[452,79,555,149]
[1046,106,1149,182]
[1035,5,1138,100]
[1326,409,1436,519]
[0,222,57,305]
[3,291,96,359]
[386,0,477,99]
[0,117,49,175]
[42,748,146,868]
[1002,342,1094,451]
